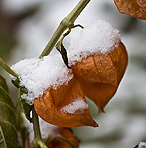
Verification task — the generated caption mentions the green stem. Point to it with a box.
[45,136,77,148]
[32,106,47,148]
[39,0,90,58]
[66,0,90,22]
[0,57,18,77]
[38,140,48,148]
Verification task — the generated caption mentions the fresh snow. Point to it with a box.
[60,98,88,114]
[138,142,146,148]
[10,53,73,105]
[10,19,121,105]
[68,20,121,65]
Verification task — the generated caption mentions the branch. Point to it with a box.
[39,0,90,58]
[0,57,18,77]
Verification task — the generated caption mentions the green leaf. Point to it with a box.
[20,88,33,122]
[0,75,8,93]
[0,126,6,148]
[0,75,17,148]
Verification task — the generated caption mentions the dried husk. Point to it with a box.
[46,128,79,148]
[114,0,146,20]
[27,127,79,148]
[34,76,98,127]
[71,42,128,112]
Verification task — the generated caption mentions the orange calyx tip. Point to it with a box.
[93,122,99,127]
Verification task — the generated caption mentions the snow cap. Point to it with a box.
[68,20,121,65]
[10,54,73,105]
[10,20,121,105]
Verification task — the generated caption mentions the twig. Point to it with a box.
[0,57,18,77]
[39,0,90,58]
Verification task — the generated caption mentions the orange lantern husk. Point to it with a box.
[71,42,128,112]
[34,76,98,127]
[27,127,79,148]
[46,128,79,148]
[114,0,146,20]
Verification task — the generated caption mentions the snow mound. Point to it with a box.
[10,54,73,105]
[68,20,121,65]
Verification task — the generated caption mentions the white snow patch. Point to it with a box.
[139,142,146,148]
[10,54,73,105]
[10,20,121,105]
[67,20,121,65]
[60,98,88,114]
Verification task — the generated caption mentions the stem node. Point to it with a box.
[39,0,90,58]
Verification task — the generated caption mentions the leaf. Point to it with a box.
[56,39,71,69]
[0,126,6,148]
[0,75,17,148]
[34,76,98,127]
[19,88,33,122]
[71,42,128,112]
[114,0,146,20]
[0,75,8,93]
[60,43,71,69]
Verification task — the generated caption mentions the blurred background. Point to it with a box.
[0,0,146,148]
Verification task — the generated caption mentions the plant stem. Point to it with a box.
[32,106,47,148]
[0,57,18,77]
[39,0,90,58]
[67,0,90,22]
[38,140,48,148]
[25,1,90,147]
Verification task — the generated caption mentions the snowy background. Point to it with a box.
[0,0,146,148]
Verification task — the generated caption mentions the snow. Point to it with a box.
[4,1,146,147]
[10,54,73,105]
[10,19,121,105]
[60,98,88,114]
[67,20,121,65]
[139,142,146,148]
